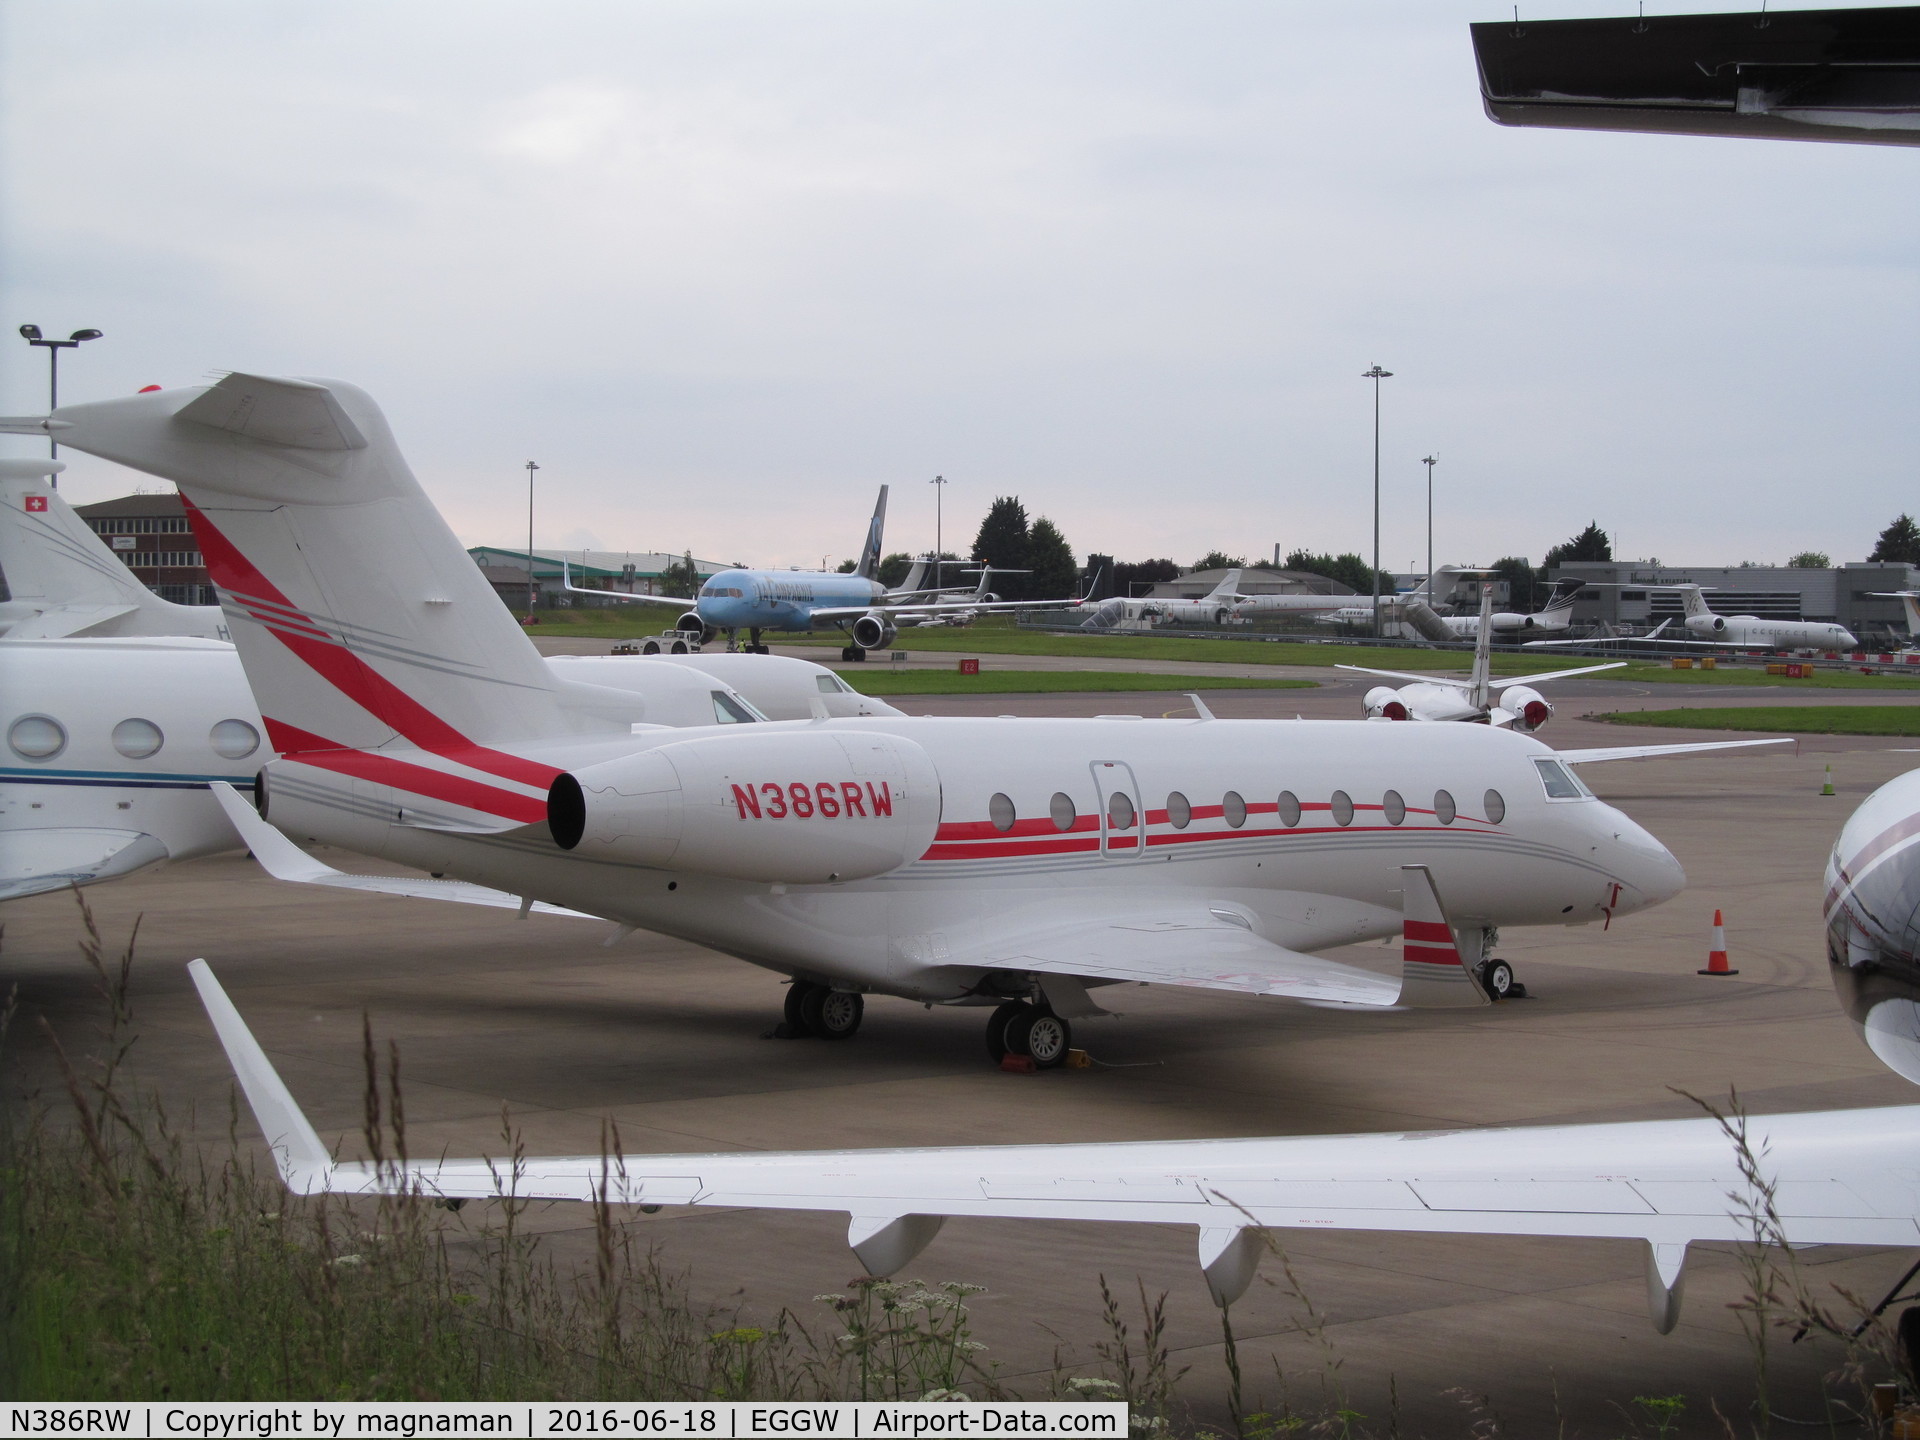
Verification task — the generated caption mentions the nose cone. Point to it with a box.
[1598,804,1687,912]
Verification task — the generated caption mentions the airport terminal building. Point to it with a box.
[1551,561,1920,639]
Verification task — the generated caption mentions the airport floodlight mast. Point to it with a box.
[17,324,103,473]
[525,460,540,620]
[1363,365,1393,637]
[1422,454,1439,592]
[930,473,947,591]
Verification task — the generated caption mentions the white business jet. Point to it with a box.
[1151,568,1247,627]
[191,762,1920,1327]
[15,372,1690,1066]
[1872,591,1920,652]
[1429,579,1582,639]
[0,461,228,640]
[1529,584,1858,652]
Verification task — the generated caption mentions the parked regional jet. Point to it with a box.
[1152,568,1245,627]
[562,488,1077,658]
[0,461,228,640]
[1872,591,1920,651]
[1430,580,1582,639]
[1529,584,1858,652]
[17,372,1698,1064]
[193,762,1920,1329]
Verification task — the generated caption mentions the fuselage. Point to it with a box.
[695,570,886,633]
[262,716,1685,1003]
[1826,767,1920,1080]
[1686,613,1858,649]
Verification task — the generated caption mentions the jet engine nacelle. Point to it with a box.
[1503,685,1552,732]
[850,613,898,651]
[549,729,942,884]
[676,610,710,639]
[1363,686,1411,721]
[1687,615,1727,636]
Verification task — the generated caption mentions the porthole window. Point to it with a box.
[1277,791,1301,827]
[1166,791,1192,829]
[1484,789,1506,824]
[1383,789,1406,826]
[1222,791,1247,828]
[1330,790,1355,827]
[1107,791,1135,830]
[112,718,164,759]
[8,714,66,760]
[989,792,1016,833]
[1434,789,1456,825]
[1049,791,1078,832]
[211,719,261,759]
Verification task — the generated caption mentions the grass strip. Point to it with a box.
[1593,705,1920,736]
[830,669,1314,695]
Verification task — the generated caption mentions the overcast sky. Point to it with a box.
[3,1,1913,574]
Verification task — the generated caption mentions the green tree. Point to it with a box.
[1871,514,1920,565]
[1283,549,1381,597]
[971,497,1030,600]
[1788,550,1830,569]
[1193,550,1246,571]
[1489,556,1545,613]
[1543,522,1612,567]
[1025,518,1078,599]
[835,559,858,573]
[661,551,699,599]
[1112,557,1178,597]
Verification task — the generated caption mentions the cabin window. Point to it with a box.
[1166,792,1192,829]
[8,715,66,760]
[1107,791,1135,830]
[1383,789,1406,825]
[989,792,1016,833]
[711,692,758,724]
[210,719,260,759]
[1532,758,1587,800]
[1222,791,1247,828]
[1434,789,1456,825]
[1330,790,1354,827]
[1484,789,1506,824]
[112,718,164,759]
[1276,791,1301,827]
[1049,792,1077,832]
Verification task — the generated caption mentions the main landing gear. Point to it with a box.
[985,1000,1072,1069]
[726,628,773,655]
[840,645,869,662]
[778,980,864,1040]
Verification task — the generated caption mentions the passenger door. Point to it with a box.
[1090,760,1145,859]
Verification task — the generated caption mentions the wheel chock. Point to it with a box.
[999,1054,1037,1074]
[1064,1049,1092,1069]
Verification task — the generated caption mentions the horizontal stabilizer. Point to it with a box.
[176,372,367,452]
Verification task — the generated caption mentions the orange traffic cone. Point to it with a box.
[1699,909,1738,976]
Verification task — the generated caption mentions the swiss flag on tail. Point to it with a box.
[24,495,47,512]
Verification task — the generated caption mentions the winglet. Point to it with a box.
[186,959,335,1193]
[1399,865,1492,1007]
[210,782,339,883]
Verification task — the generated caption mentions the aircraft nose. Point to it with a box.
[1597,805,1686,911]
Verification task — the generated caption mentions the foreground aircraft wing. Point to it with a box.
[1335,663,1474,689]
[189,958,1920,1323]
[210,784,593,918]
[1524,635,1757,651]
[1556,738,1795,765]
[0,827,171,902]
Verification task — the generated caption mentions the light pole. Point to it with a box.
[1362,365,1393,637]
[524,460,541,620]
[18,325,103,474]
[929,474,947,591]
[1421,454,1438,593]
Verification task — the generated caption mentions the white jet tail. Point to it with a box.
[1206,567,1244,599]
[34,375,573,767]
[0,460,226,640]
[1873,591,1920,641]
[854,485,889,580]
[1676,584,1716,621]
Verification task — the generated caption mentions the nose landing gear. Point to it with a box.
[985,1000,1072,1068]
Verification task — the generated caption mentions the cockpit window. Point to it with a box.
[1532,757,1588,800]
[711,691,760,724]
[815,674,853,694]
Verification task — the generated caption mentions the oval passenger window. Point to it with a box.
[1049,792,1077,832]
[1107,792,1135,829]
[1222,791,1246,828]
[1434,789,1456,825]
[8,715,66,760]
[210,719,261,759]
[1330,790,1354,827]
[1484,789,1506,824]
[989,792,1016,833]
[1383,789,1406,826]
[112,718,164,758]
[1277,791,1301,827]
[1166,792,1191,829]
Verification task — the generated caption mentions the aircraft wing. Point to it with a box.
[1556,738,1795,765]
[210,784,593,917]
[1486,662,1626,688]
[806,596,1086,622]
[560,561,691,607]
[1334,664,1473,690]
[1,602,142,639]
[0,827,172,902]
[946,906,1400,1007]
[1523,635,1755,651]
[188,957,1920,1321]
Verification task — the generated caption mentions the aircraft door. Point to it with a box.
[1090,760,1145,859]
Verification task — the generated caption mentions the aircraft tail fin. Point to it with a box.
[1872,591,1920,639]
[1399,866,1493,1008]
[0,461,225,640]
[1207,567,1243,599]
[40,375,571,758]
[1677,584,1714,620]
[855,486,889,580]
[1467,587,1495,710]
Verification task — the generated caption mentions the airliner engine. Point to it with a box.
[850,613,898,651]
[548,729,941,884]
[1502,686,1552,732]
[1363,686,1410,720]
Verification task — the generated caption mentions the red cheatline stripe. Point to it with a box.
[921,837,1103,861]
[268,718,548,824]
[1404,919,1453,942]
[184,496,561,792]
[1403,942,1463,966]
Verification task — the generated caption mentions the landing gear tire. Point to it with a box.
[985,1000,1027,1063]
[841,645,867,662]
[804,988,864,1040]
[783,981,816,1037]
[1481,959,1515,1000]
[1005,1007,1072,1069]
